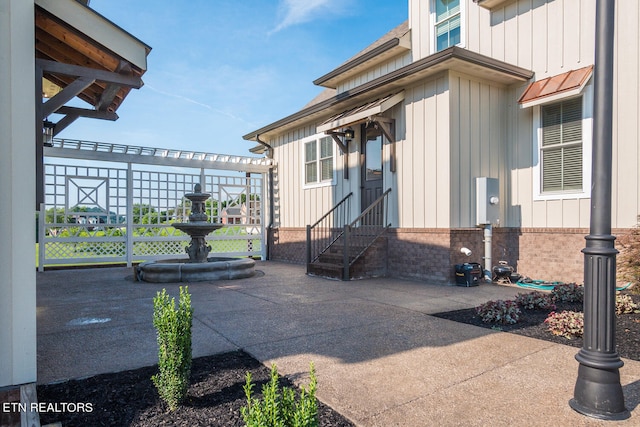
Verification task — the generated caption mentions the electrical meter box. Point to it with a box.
[476,177,499,225]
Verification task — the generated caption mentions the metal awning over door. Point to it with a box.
[317,91,404,135]
[317,92,404,177]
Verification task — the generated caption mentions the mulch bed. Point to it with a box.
[433,292,640,361]
[37,350,354,427]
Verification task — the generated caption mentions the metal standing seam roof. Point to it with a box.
[518,65,593,108]
[316,92,405,133]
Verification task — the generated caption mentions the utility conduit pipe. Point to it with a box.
[483,224,492,281]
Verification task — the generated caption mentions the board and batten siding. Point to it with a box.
[465,0,640,228]
[270,124,361,229]
[612,0,640,229]
[336,52,412,94]
[448,72,507,228]
[396,74,451,228]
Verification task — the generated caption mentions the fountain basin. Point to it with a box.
[136,257,255,283]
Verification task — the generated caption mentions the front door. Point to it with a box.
[361,123,383,215]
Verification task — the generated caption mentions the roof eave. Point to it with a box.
[313,36,410,88]
[244,47,534,142]
[35,0,151,71]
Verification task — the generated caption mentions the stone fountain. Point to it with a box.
[173,183,221,263]
[136,184,255,282]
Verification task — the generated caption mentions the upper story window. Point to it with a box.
[434,0,461,52]
[304,135,334,187]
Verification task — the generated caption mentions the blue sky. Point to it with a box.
[56,0,407,157]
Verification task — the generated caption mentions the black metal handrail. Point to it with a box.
[306,192,353,271]
[342,188,392,280]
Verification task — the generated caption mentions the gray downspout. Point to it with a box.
[256,134,274,260]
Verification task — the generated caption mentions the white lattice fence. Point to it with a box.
[39,154,265,269]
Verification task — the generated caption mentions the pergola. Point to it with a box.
[35,0,151,206]
[1,1,151,424]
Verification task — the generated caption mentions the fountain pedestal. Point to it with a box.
[136,183,256,282]
[172,183,221,263]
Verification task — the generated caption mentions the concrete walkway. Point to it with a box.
[37,262,640,426]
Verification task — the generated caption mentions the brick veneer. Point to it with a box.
[268,227,307,264]
[269,226,633,285]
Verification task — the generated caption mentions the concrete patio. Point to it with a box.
[37,261,640,426]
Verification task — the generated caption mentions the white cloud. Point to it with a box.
[270,0,343,34]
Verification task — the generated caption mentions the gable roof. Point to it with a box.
[313,21,410,89]
[243,46,533,142]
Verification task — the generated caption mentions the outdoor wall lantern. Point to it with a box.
[343,128,355,140]
[43,119,55,147]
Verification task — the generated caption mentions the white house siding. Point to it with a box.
[265,0,640,282]
[398,75,451,228]
[271,125,361,229]
[465,0,640,230]
[408,0,431,61]
[0,0,37,394]
[448,71,508,227]
[336,52,412,94]
[467,0,595,77]
[613,0,640,228]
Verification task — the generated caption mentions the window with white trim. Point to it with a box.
[433,0,462,52]
[540,98,583,192]
[532,87,592,200]
[304,136,334,186]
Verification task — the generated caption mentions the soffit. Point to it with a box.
[518,65,593,108]
[35,0,150,115]
[473,0,517,10]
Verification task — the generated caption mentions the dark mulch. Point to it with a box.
[433,291,640,361]
[37,350,354,427]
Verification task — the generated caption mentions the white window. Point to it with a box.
[532,87,593,200]
[541,98,582,192]
[303,135,334,187]
[433,0,462,52]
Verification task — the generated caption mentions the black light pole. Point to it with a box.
[569,0,629,420]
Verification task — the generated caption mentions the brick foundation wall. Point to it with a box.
[351,237,388,279]
[269,226,634,285]
[387,228,453,283]
[268,227,307,264]
[493,228,586,283]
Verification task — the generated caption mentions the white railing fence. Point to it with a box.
[38,140,269,270]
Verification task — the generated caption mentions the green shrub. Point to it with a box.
[544,310,584,339]
[515,291,556,310]
[151,287,193,411]
[551,283,584,303]
[241,363,318,427]
[616,292,640,315]
[475,300,521,324]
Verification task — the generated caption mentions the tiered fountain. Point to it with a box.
[136,183,255,282]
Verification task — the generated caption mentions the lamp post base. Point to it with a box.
[569,363,629,420]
